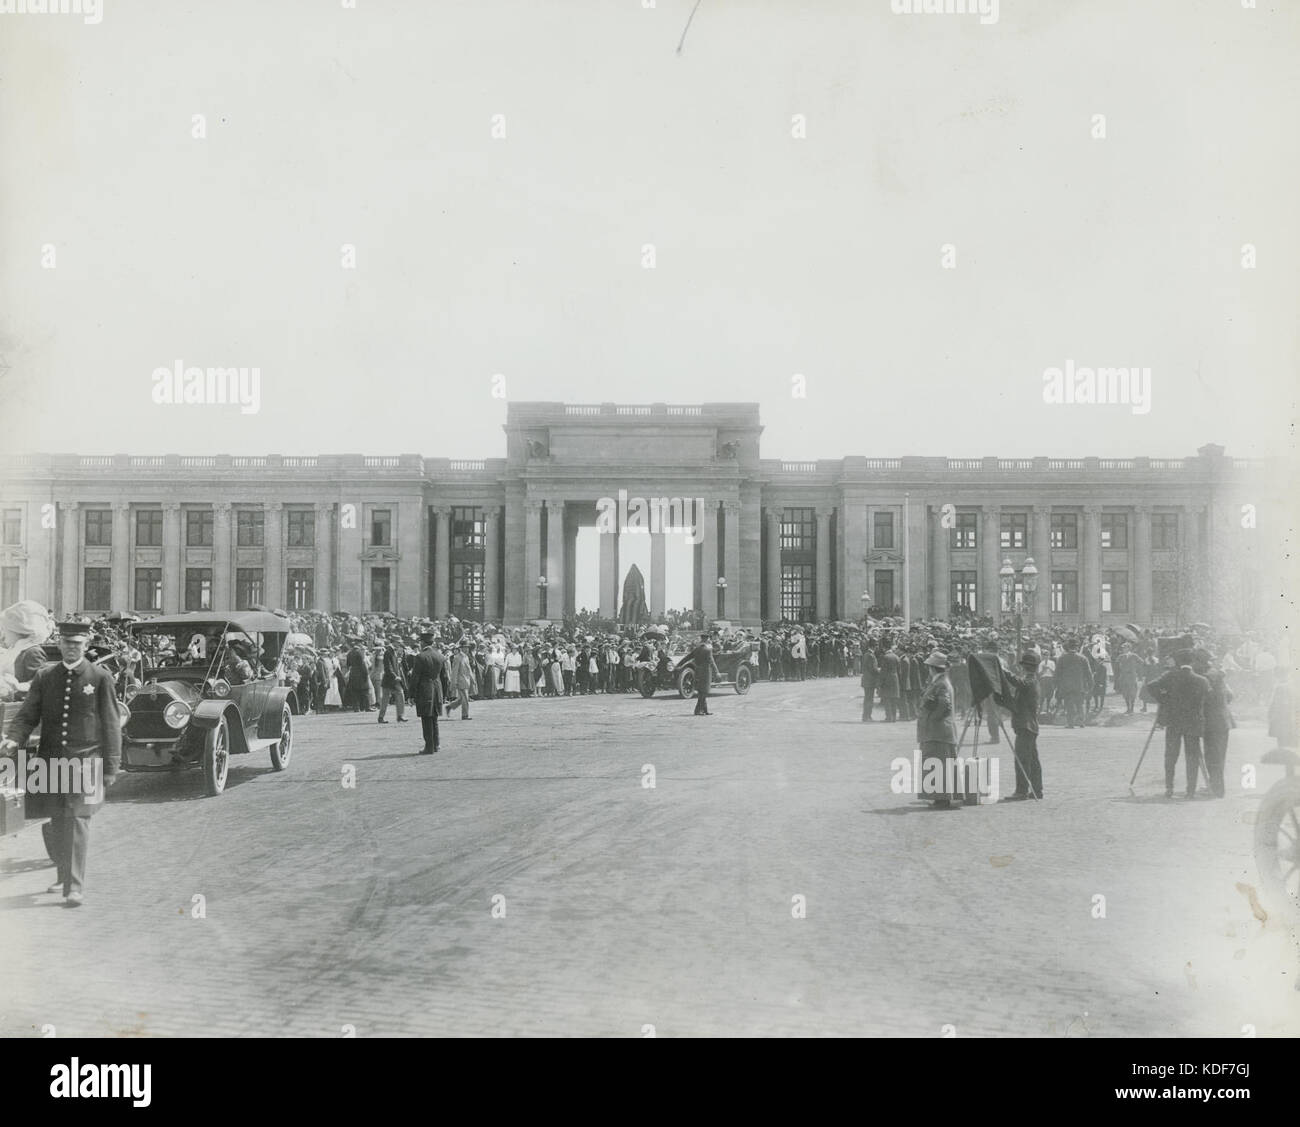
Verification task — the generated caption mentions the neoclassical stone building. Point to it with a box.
[0,402,1286,631]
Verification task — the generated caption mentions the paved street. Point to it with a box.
[1,680,1296,1038]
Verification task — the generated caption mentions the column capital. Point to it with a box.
[214,502,232,515]
[431,505,450,519]
[1185,502,1208,515]
[111,501,131,513]
[814,506,833,522]
[58,501,79,512]
[161,501,181,513]
[313,502,332,518]
[983,504,1001,516]
[483,504,501,517]
[1131,503,1151,516]
[724,500,743,516]
[1082,503,1102,516]
[265,501,284,513]
[524,500,544,515]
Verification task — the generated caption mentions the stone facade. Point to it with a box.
[0,403,1287,632]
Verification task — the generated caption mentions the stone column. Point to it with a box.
[598,515,619,618]
[981,505,1000,621]
[162,501,182,613]
[524,500,543,620]
[482,505,500,623]
[545,499,565,620]
[649,530,666,616]
[58,501,79,615]
[214,503,234,609]
[765,508,782,621]
[930,504,950,618]
[110,502,131,612]
[1081,504,1101,622]
[814,507,832,622]
[432,507,451,618]
[1030,506,1051,624]
[312,503,332,612]
[701,502,720,619]
[1133,505,1152,624]
[264,502,284,610]
[1183,504,1204,622]
[723,500,741,621]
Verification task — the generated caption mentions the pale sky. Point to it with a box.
[2,0,1297,460]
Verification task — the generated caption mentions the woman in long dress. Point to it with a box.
[548,648,564,696]
[916,650,963,808]
[504,645,522,697]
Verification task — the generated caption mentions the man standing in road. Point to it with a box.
[1146,649,1210,798]
[999,651,1043,801]
[411,631,450,754]
[0,621,122,906]
[1056,639,1092,729]
[682,633,722,716]
[448,641,476,720]
[378,638,409,724]
[860,644,879,722]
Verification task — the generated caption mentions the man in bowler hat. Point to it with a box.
[411,631,451,753]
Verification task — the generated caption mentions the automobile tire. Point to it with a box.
[678,669,695,699]
[202,717,230,797]
[734,665,752,695]
[269,704,293,771]
[1254,777,1300,918]
[638,669,656,699]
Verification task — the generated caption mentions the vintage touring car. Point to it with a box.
[119,611,299,795]
[634,638,757,698]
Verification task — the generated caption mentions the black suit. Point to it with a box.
[411,645,450,753]
[682,643,721,715]
[1147,665,1210,796]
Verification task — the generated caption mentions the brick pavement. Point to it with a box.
[1,680,1296,1037]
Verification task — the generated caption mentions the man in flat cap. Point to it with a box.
[1000,650,1043,800]
[0,621,122,905]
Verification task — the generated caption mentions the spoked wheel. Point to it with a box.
[203,717,230,796]
[638,669,657,699]
[269,704,293,771]
[734,665,752,695]
[678,669,695,699]
[1255,778,1300,917]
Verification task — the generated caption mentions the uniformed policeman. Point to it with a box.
[0,621,122,906]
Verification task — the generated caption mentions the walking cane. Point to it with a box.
[1127,717,1160,795]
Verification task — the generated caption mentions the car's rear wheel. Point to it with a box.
[678,669,695,699]
[1255,778,1300,917]
[638,669,657,698]
[269,704,293,771]
[202,717,230,796]
[734,665,752,694]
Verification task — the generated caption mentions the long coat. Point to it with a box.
[916,671,958,745]
[410,646,450,716]
[1056,652,1093,695]
[879,652,901,699]
[860,649,880,691]
[1146,666,1210,737]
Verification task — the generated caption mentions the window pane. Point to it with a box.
[84,510,112,547]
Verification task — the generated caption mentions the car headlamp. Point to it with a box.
[163,700,192,729]
[208,678,232,699]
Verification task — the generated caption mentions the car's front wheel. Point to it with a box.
[202,717,230,796]
[734,665,752,694]
[677,669,695,699]
[269,704,293,771]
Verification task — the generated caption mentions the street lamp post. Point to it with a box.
[999,557,1039,656]
[715,576,727,620]
[537,575,548,620]
[860,591,870,626]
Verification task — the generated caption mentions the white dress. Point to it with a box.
[504,652,522,694]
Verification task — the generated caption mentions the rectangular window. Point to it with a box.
[951,512,977,550]
[135,509,163,547]
[780,508,816,553]
[1151,513,1179,550]
[185,568,213,612]
[286,509,315,548]
[371,509,392,547]
[236,509,265,547]
[83,509,112,547]
[1000,512,1027,550]
[1100,513,1128,549]
[1101,570,1128,614]
[451,507,485,551]
[134,567,162,612]
[872,511,894,550]
[1153,570,1178,615]
[873,569,894,611]
[780,563,815,621]
[287,567,314,611]
[451,561,485,615]
[1051,571,1078,614]
[0,566,18,607]
[186,509,214,547]
[951,570,977,613]
[83,567,112,612]
[1,508,20,546]
[235,568,264,609]
[370,567,391,613]
[1050,513,1078,549]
